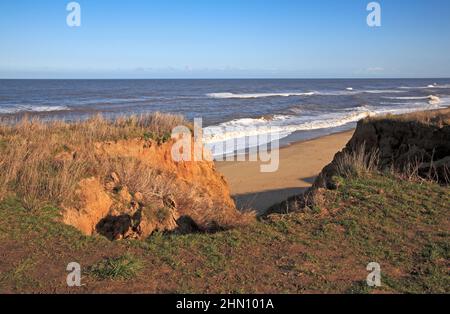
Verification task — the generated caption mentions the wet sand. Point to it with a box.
[215,130,354,213]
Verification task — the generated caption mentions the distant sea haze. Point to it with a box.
[1,79,449,155]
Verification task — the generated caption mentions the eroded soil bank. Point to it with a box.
[62,138,253,240]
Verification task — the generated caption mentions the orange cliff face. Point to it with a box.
[61,138,250,240]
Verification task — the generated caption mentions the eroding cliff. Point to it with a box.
[334,108,449,184]
[0,114,252,241]
[269,108,450,214]
[62,139,251,240]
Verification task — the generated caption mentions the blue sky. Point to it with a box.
[0,0,449,78]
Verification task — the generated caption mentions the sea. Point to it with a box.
[1,79,449,156]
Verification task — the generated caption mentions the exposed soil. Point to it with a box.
[60,138,253,239]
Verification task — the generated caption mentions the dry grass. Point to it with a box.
[0,113,251,235]
[368,108,450,126]
[394,153,450,184]
[112,158,176,203]
[0,113,186,209]
[334,143,379,178]
[334,142,448,184]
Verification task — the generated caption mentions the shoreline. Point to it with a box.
[215,129,355,213]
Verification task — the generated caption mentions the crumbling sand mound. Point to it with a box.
[62,139,252,240]
[0,114,252,240]
[62,177,113,235]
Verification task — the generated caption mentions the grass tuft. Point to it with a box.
[334,143,379,178]
[88,254,144,280]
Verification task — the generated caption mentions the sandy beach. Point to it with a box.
[215,130,354,212]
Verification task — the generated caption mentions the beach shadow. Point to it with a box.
[300,175,317,185]
[233,187,308,215]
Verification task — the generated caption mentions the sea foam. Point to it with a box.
[206,92,315,99]
[203,99,447,157]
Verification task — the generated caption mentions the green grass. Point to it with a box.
[0,257,40,291]
[0,138,7,152]
[316,173,450,293]
[143,131,171,144]
[0,172,448,293]
[0,197,101,249]
[87,254,144,280]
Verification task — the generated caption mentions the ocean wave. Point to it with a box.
[203,110,372,156]
[0,105,69,114]
[203,109,372,145]
[203,101,448,156]
[288,106,305,114]
[399,84,450,89]
[383,95,441,105]
[206,92,315,99]
[315,89,406,96]
[206,88,409,99]
[363,89,405,94]
[383,96,430,100]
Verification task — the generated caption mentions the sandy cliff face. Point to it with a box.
[62,139,249,240]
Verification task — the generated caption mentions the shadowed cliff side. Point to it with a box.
[269,108,450,214]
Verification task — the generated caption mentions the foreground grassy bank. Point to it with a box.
[1,170,448,293]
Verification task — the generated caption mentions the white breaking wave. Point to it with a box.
[0,105,69,114]
[207,89,408,99]
[315,89,406,96]
[206,92,315,99]
[383,95,441,106]
[363,89,406,94]
[203,100,448,157]
[203,110,372,156]
[28,106,69,112]
[399,84,450,89]
[204,109,373,145]
[384,96,430,100]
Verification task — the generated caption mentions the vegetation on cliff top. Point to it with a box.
[0,113,185,208]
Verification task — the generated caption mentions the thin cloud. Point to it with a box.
[366,67,385,72]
